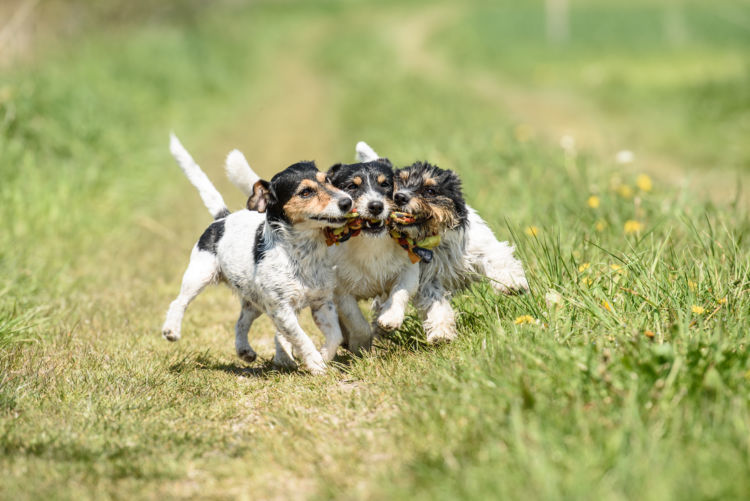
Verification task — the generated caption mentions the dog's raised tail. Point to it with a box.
[355,141,379,162]
[169,133,229,220]
[225,149,258,197]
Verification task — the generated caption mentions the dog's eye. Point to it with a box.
[346,183,359,191]
[298,188,315,198]
[423,187,437,196]
[380,180,391,188]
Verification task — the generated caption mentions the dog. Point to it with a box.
[227,153,420,355]
[161,134,353,374]
[356,141,529,296]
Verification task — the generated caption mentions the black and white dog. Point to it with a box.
[161,135,353,374]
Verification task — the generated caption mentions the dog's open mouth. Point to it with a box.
[311,215,348,227]
[362,218,386,234]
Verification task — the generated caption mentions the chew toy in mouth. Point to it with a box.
[390,211,417,225]
[389,229,441,263]
[324,210,362,246]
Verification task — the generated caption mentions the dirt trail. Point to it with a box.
[385,3,748,205]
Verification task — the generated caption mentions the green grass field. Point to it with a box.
[1,0,749,499]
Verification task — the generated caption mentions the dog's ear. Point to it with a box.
[247,179,272,213]
[378,157,393,168]
[327,163,344,181]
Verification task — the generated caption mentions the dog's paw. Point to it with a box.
[162,328,180,342]
[273,351,298,370]
[303,356,327,375]
[426,325,457,345]
[236,347,257,363]
[376,307,405,332]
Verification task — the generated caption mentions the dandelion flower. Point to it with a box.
[582,277,594,287]
[525,225,540,237]
[617,185,634,199]
[615,150,635,164]
[515,124,534,143]
[595,220,607,232]
[578,262,590,273]
[514,315,536,325]
[602,300,613,312]
[636,174,652,192]
[718,297,728,305]
[610,264,627,275]
[687,280,697,291]
[624,220,643,234]
[691,305,705,315]
[587,195,600,208]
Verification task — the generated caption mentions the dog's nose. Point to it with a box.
[338,197,353,212]
[394,192,410,206]
[367,200,384,216]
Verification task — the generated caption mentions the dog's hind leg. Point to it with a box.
[162,248,218,341]
[235,302,260,363]
[269,308,326,375]
[312,301,344,362]
[337,293,372,355]
[273,332,297,370]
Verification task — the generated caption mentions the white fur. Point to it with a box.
[163,139,351,374]
[225,149,257,197]
[169,133,229,219]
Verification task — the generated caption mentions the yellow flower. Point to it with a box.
[514,124,534,143]
[602,300,613,312]
[525,225,540,237]
[624,220,643,234]
[617,185,634,199]
[514,315,536,325]
[644,330,655,339]
[582,277,594,287]
[595,220,607,232]
[636,174,653,192]
[578,262,590,273]
[718,297,728,305]
[610,264,627,275]
[587,195,600,209]
[688,280,697,291]
[691,305,705,315]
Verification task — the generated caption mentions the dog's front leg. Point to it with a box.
[415,279,457,344]
[336,293,372,355]
[311,301,344,362]
[269,307,326,375]
[376,262,420,332]
[273,332,297,370]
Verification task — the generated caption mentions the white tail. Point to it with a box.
[169,133,229,220]
[355,141,379,162]
[225,149,259,197]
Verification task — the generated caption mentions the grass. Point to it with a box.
[1,0,749,499]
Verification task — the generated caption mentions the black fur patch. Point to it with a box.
[214,208,231,220]
[265,161,320,225]
[393,161,468,229]
[197,220,225,254]
[327,160,395,199]
[253,224,267,264]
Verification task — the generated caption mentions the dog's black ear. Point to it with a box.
[247,180,272,213]
[327,163,344,179]
[378,157,393,168]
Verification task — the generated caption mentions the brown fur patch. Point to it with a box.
[423,177,437,187]
[353,176,362,186]
[283,179,333,223]
[316,171,327,183]
[377,174,386,184]
[399,171,409,181]
[401,196,459,240]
